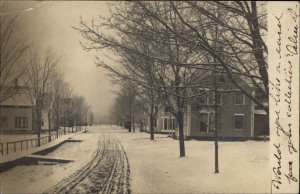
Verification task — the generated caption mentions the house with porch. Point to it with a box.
[185,74,268,139]
[145,74,268,140]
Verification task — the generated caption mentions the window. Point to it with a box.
[199,113,209,132]
[234,114,244,129]
[235,92,244,105]
[216,92,222,105]
[172,119,176,129]
[15,117,28,128]
[209,92,222,105]
[164,118,168,130]
[163,117,176,130]
[169,118,176,130]
[0,117,8,127]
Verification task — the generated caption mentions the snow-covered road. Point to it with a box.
[0,126,130,194]
[45,131,130,194]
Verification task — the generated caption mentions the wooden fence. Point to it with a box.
[0,126,84,156]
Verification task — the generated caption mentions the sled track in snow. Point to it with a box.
[44,134,130,194]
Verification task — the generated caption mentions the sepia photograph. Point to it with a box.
[0,1,299,193]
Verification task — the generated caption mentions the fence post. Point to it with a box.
[26,140,28,150]
[1,143,3,156]
[21,141,23,150]
[14,142,16,152]
[7,142,9,155]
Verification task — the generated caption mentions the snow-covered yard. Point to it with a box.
[117,129,270,193]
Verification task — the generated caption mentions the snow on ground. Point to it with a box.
[0,126,270,193]
[117,128,270,194]
[0,127,99,193]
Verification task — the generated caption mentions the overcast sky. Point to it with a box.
[4,1,117,121]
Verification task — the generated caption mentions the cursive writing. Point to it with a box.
[284,161,298,184]
[271,4,299,192]
[275,13,283,62]
[272,143,282,189]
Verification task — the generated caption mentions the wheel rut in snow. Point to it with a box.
[44,134,130,194]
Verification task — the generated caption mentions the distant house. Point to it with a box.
[0,80,53,132]
[0,86,34,131]
[145,74,268,139]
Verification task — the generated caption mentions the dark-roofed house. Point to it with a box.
[0,85,34,131]
[0,79,54,132]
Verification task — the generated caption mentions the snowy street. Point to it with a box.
[45,129,129,194]
[0,126,129,194]
[0,125,270,193]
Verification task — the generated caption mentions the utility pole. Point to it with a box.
[213,56,219,173]
[213,4,220,174]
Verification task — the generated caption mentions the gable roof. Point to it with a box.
[0,87,34,107]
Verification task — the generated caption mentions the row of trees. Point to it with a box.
[0,6,92,146]
[110,81,147,134]
[24,48,92,145]
[76,1,268,159]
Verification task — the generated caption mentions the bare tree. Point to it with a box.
[61,84,73,135]
[133,1,268,112]
[75,3,197,157]
[88,111,94,126]
[43,70,67,141]
[52,71,67,134]
[0,6,28,103]
[24,48,61,146]
[75,1,267,159]
[72,95,89,132]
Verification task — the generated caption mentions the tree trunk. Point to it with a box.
[175,69,185,157]
[64,113,66,135]
[150,104,155,140]
[48,112,51,142]
[128,120,132,132]
[36,108,41,147]
[177,110,185,157]
[56,112,59,138]
[132,111,135,133]
[72,118,74,133]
